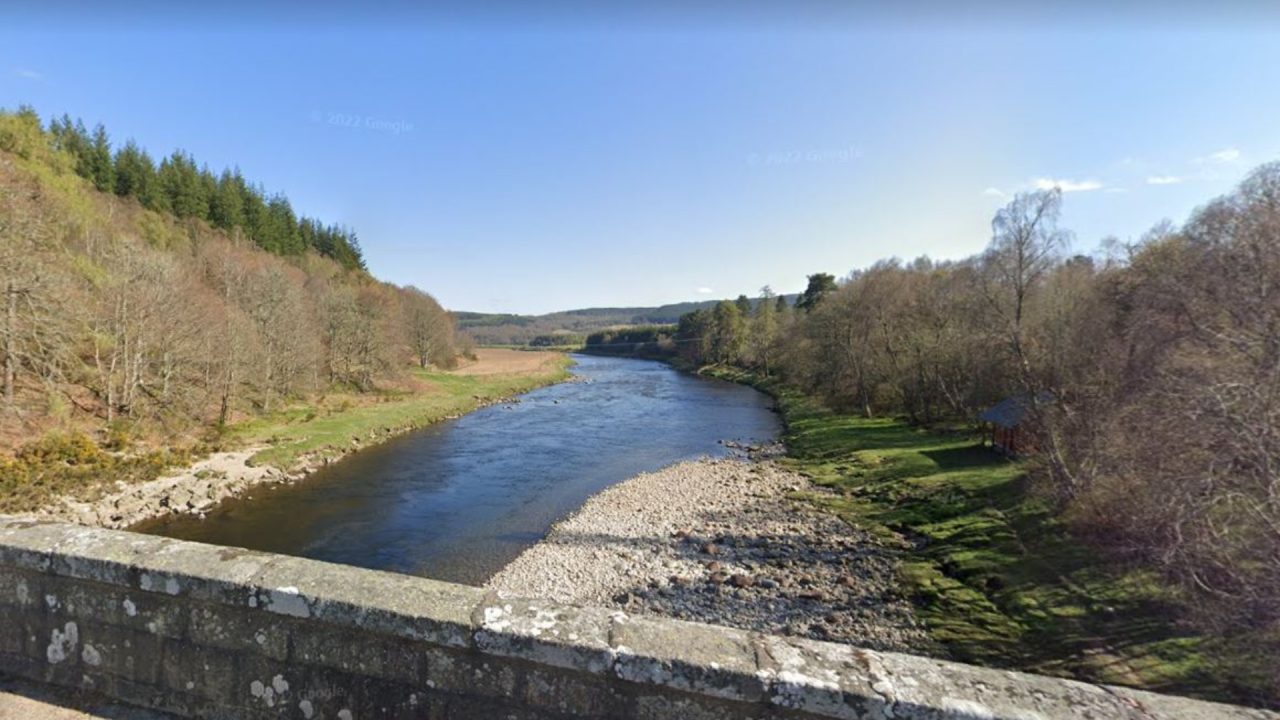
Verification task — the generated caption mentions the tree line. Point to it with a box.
[583,326,676,355]
[676,168,1280,646]
[0,106,459,445]
[6,106,364,270]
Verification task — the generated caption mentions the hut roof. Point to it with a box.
[978,393,1051,429]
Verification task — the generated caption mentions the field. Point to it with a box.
[703,366,1275,709]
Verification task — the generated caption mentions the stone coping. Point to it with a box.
[0,517,1274,720]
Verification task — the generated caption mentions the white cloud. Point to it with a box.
[695,287,714,295]
[13,68,42,80]
[1196,147,1241,165]
[1146,175,1183,186]
[1033,177,1103,193]
[982,187,1006,198]
[1209,148,1240,163]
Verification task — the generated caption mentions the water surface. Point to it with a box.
[135,355,780,585]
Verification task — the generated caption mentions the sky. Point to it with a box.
[4,2,1280,314]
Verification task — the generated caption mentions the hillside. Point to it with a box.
[459,296,797,346]
[0,107,461,486]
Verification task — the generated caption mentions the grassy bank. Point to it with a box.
[1,351,572,514]
[702,365,1274,708]
[232,351,573,469]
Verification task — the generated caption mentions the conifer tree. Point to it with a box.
[87,124,114,193]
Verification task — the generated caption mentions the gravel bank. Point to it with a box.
[487,447,935,653]
[26,448,295,529]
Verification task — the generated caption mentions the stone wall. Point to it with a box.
[0,518,1273,720]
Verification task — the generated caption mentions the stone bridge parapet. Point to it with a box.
[0,518,1274,719]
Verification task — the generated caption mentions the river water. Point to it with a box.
[134,355,780,585]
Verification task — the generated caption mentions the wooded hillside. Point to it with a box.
[0,106,460,454]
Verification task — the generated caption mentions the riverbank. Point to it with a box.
[24,349,572,528]
[487,448,935,654]
[698,366,1278,709]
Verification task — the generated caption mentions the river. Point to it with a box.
[134,355,781,585]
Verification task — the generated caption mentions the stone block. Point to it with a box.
[238,656,376,719]
[0,649,43,683]
[475,596,617,675]
[0,520,76,572]
[161,638,240,704]
[441,693,565,720]
[632,692,781,720]
[353,676,445,720]
[43,575,186,639]
[48,525,174,587]
[133,541,278,605]
[422,646,520,701]
[1107,684,1280,720]
[290,624,421,685]
[0,604,42,656]
[523,665,629,718]
[0,565,42,609]
[612,614,764,704]
[248,555,483,649]
[189,602,290,661]
[76,621,165,684]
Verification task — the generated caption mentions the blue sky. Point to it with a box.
[4,4,1280,313]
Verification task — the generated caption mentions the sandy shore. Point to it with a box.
[487,448,934,653]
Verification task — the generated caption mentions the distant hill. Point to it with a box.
[457,296,797,346]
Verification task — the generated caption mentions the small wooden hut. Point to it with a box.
[978,395,1042,457]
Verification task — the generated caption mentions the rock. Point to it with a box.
[485,455,933,656]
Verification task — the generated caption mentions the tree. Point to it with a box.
[982,188,1076,497]
[48,115,90,174]
[113,141,161,208]
[748,286,779,376]
[676,309,712,365]
[157,150,207,219]
[0,184,46,410]
[263,195,303,254]
[403,287,453,369]
[0,106,57,163]
[87,124,114,193]
[709,300,746,365]
[209,169,246,230]
[795,273,837,312]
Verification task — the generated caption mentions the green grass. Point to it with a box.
[702,366,1275,708]
[231,356,573,469]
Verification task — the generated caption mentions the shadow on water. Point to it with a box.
[134,355,781,586]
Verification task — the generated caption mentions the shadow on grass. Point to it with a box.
[785,404,1275,708]
[695,365,1278,709]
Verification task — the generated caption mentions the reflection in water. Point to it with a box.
[134,354,780,585]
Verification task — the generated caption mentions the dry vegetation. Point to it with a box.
[449,347,567,376]
[0,109,468,509]
[668,169,1280,705]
